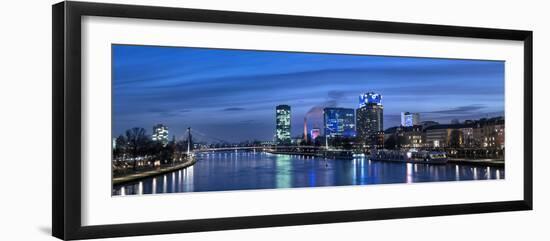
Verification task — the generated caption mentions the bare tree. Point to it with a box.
[113,135,126,160]
[125,127,148,170]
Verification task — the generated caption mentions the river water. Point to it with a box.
[112,150,504,196]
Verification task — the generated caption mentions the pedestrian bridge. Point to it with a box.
[195,146,324,153]
[195,146,266,152]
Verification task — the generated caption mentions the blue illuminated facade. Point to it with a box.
[401,112,420,127]
[359,92,382,108]
[323,108,356,138]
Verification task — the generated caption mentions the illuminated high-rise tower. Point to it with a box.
[275,105,291,145]
[356,92,384,147]
[152,124,169,146]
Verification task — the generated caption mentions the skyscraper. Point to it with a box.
[276,105,291,145]
[401,112,420,127]
[323,107,356,138]
[356,92,384,147]
[152,124,169,146]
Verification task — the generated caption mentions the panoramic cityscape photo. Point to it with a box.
[111,44,505,196]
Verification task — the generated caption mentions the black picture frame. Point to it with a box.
[52,1,533,240]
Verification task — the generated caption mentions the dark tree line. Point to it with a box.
[113,127,191,171]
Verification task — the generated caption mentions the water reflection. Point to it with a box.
[359,158,366,185]
[276,155,292,188]
[163,175,167,193]
[406,163,413,183]
[112,151,505,195]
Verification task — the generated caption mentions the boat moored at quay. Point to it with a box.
[369,149,448,164]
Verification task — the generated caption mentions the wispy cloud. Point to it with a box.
[426,105,486,115]
[223,107,246,111]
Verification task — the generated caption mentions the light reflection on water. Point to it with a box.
[112,151,505,196]
[406,163,413,183]
[276,155,291,188]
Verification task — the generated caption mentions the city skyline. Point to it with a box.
[113,45,504,142]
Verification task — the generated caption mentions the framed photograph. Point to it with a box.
[52,1,533,240]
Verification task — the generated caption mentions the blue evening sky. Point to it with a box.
[112,45,504,143]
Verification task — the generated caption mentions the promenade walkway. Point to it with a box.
[448,158,504,167]
[113,158,197,185]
